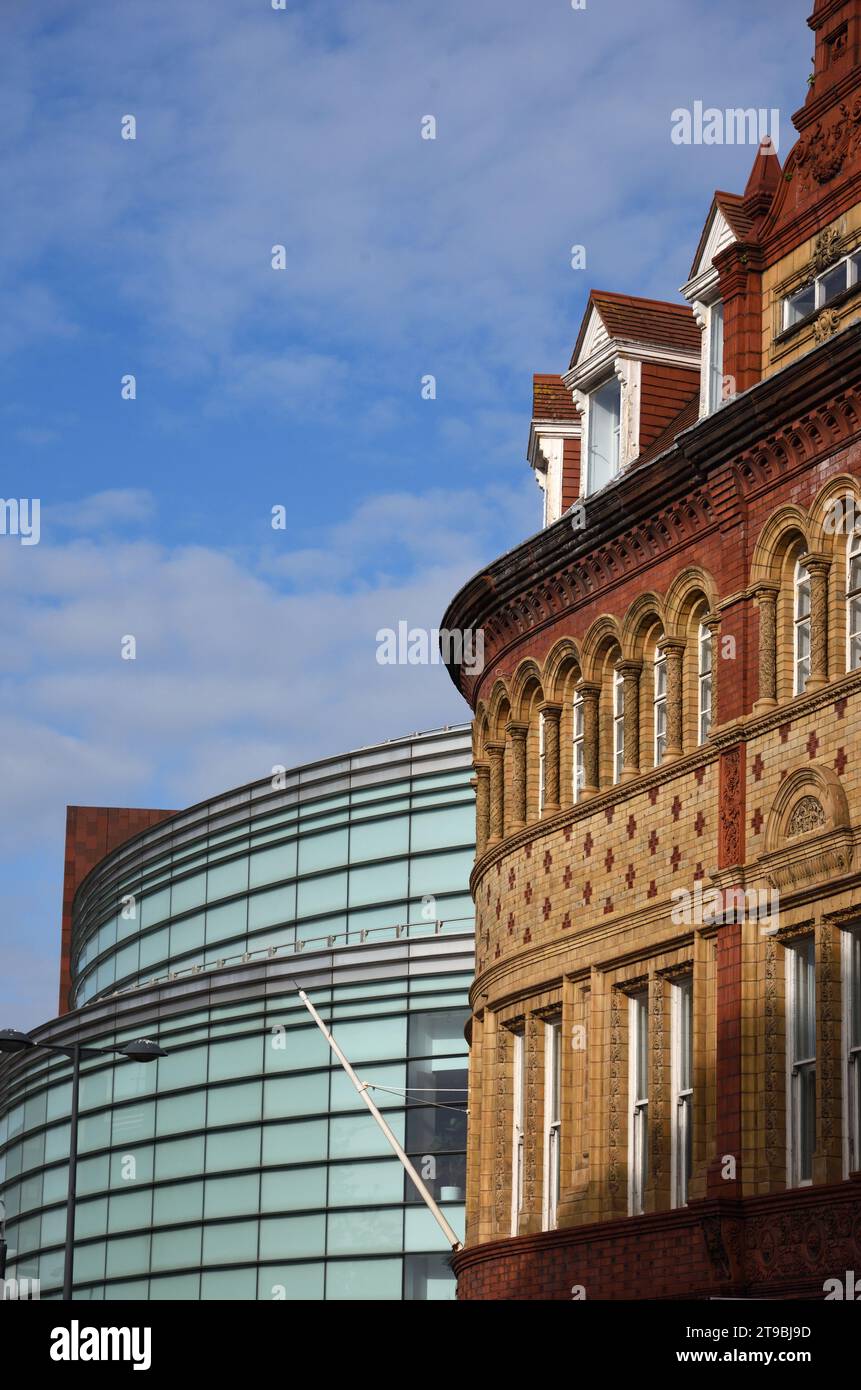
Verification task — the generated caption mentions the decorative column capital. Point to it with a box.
[703,609,721,633]
[799,551,832,577]
[752,580,780,602]
[575,679,601,701]
[656,636,686,658]
[614,658,643,678]
[537,700,563,720]
[505,720,529,742]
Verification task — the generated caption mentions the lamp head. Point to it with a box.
[115,1038,166,1064]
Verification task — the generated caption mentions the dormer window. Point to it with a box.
[707,302,724,412]
[586,377,621,495]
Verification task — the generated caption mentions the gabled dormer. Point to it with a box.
[562,291,700,498]
[527,375,581,527]
[682,193,753,418]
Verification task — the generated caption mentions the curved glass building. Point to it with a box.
[0,726,474,1300]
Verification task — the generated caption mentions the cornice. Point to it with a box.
[443,323,861,707]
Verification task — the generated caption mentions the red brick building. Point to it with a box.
[443,0,861,1300]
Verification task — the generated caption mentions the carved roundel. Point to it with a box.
[787,796,827,836]
[764,764,850,853]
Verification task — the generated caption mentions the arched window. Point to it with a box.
[572,691,584,803]
[848,529,861,671]
[612,669,625,784]
[794,559,811,695]
[654,645,667,765]
[698,624,712,742]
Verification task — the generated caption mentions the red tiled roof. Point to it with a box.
[634,393,700,468]
[570,290,700,368]
[688,192,754,278]
[532,374,579,422]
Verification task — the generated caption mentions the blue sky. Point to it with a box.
[0,0,811,1025]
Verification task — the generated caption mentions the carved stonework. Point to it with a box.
[788,796,826,835]
[524,1017,539,1214]
[718,745,744,869]
[813,308,840,343]
[819,925,840,1161]
[506,721,528,831]
[608,990,622,1197]
[764,935,779,1171]
[754,586,778,704]
[494,1025,508,1233]
[650,974,665,1187]
[812,226,842,273]
[794,97,861,192]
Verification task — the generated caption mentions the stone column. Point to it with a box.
[704,610,721,730]
[616,660,642,781]
[659,638,685,762]
[486,741,505,846]
[538,702,562,816]
[473,762,490,857]
[506,720,529,832]
[645,971,672,1214]
[577,680,601,796]
[803,553,831,692]
[753,582,779,710]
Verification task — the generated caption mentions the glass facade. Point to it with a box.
[0,727,474,1300]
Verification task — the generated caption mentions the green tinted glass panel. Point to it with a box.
[207,857,249,901]
[260,1166,326,1212]
[250,844,297,888]
[201,1220,257,1265]
[326,1257,401,1300]
[296,872,348,918]
[261,1120,327,1166]
[207,1081,261,1127]
[259,1213,325,1260]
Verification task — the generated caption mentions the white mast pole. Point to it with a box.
[296,988,463,1251]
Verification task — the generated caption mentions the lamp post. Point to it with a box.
[0,1029,166,1301]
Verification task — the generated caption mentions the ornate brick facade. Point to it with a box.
[444,0,861,1299]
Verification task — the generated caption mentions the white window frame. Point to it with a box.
[612,667,625,786]
[511,1030,525,1235]
[707,301,724,413]
[542,1018,562,1231]
[585,376,622,496]
[843,928,861,1176]
[847,529,861,672]
[572,690,585,804]
[653,644,667,766]
[671,975,693,1208]
[698,622,712,743]
[787,937,816,1188]
[793,558,811,695]
[538,710,546,816]
[782,251,861,330]
[628,991,649,1215]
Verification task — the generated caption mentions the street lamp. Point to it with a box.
[0,1028,166,1301]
